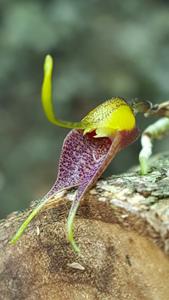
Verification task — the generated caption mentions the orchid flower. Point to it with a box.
[10,55,139,252]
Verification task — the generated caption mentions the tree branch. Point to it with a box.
[1,153,169,300]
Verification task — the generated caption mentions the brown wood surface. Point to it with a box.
[0,153,169,300]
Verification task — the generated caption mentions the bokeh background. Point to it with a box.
[1,0,169,218]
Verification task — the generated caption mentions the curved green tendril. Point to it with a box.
[10,198,50,244]
[42,54,84,129]
[67,199,80,253]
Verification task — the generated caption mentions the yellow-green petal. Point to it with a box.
[41,56,136,136]
[41,54,83,129]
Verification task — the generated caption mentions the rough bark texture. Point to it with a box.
[1,153,169,300]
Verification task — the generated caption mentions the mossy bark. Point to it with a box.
[0,153,169,300]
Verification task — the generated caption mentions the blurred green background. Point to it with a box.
[1,0,169,218]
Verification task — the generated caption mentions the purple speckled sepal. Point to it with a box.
[45,130,111,199]
[10,126,139,250]
[45,127,139,201]
[43,127,139,251]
